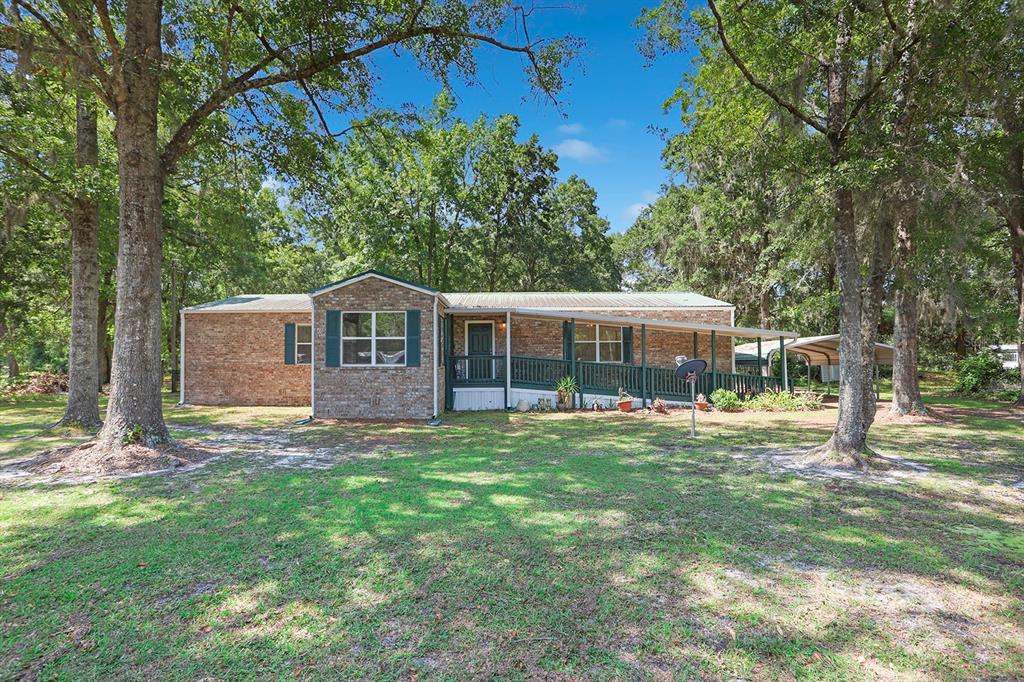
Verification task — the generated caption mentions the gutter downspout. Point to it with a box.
[432,296,439,418]
[310,299,316,418]
[178,310,185,404]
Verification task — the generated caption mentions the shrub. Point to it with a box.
[709,388,742,412]
[745,390,822,412]
[953,353,1003,394]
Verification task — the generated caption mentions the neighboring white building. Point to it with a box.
[992,344,1020,369]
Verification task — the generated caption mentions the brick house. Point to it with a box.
[181,270,796,419]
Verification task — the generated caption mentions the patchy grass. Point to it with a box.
[0,385,1022,680]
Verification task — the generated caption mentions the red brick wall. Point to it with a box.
[183,312,312,406]
[450,307,735,369]
[313,278,441,420]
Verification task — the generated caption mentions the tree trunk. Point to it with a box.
[97,0,169,447]
[811,9,879,463]
[1000,119,1024,405]
[60,60,102,428]
[97,268,113,390]
[885,0,927,417]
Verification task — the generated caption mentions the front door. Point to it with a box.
[466,323,494,381]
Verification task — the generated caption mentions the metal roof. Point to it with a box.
[442,291,732,309]
[446,307,796,339]
[735,334,894,366]
[183,295,312,314]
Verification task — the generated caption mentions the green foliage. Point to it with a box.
[555,375,579,396]
[709,388,742,412]
[953,353,1004,395]
[745,390,822,412]
[314,92,620,292]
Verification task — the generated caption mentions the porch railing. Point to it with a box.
[449,353,785,404]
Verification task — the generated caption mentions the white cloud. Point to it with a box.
[557,122,585,134]
[607,118,630,129]
[623,190,660,223]
[554,138,606,163]
[625,203,648,221]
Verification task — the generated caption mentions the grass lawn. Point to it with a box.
[1,379,1022,680]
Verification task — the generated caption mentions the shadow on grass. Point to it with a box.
[2,409,1023,678]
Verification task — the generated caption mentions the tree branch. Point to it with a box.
[706,0,827,134]
[0,143,73,201]
[12,0,116,108]
[161,18,551,173]
[881,0,907,38]
[841,33,920,135]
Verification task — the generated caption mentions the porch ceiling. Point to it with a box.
[444,307,798,339]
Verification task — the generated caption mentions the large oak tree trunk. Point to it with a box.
[98,0,169,447]
[61,61,102,428]
[810,8,886,463]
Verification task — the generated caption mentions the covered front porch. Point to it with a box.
[442,308,798,411]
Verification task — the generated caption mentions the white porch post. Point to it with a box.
[505,311,511,408]
[781,336,790,392]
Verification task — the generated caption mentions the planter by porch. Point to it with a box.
[617,400,633,413]
[694,401,708,411]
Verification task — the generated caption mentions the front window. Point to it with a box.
[295,324,312,364]
[575,324,623,363]
[342,312,406,366]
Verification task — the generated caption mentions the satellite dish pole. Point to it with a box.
[675,357,707,438]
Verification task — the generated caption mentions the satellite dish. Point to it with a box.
[675,358,707,382]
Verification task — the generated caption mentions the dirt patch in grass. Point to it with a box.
[3,440,219,484]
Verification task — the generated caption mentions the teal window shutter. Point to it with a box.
[325,310,340,367]
[623,326,633,364]
[284,323,296,364]
[406,310,421,366]
[562,321,570,360]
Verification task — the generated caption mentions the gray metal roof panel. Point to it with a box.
[184,295,312,313]
[441,291,732,309]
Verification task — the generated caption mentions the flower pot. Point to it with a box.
[694,401,708,412]
[617,400,633,413]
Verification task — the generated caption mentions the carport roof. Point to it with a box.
[735,334,894,366]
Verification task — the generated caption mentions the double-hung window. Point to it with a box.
[295,324,312,364]
[575,324,623,363]
[341,312,406,366]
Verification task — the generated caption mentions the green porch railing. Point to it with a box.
[450,353,786,403]
[450,354,506,387]
[510,356,570,390]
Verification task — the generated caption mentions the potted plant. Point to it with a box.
[617,387,635,413]
[554,375,579,411]
[694,393,708,411]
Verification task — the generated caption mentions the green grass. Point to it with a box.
[1,383,1022,680]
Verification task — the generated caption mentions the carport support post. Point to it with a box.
[710,330,717,394]
[641,324,647,408]
[569,318,577,409]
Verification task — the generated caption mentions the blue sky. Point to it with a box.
[355,3,697,234]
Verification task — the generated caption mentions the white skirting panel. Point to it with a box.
[453,388,505,411]
[453,387,692,411]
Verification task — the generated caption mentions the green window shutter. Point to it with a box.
[284,323,296,364]
[325,310,340,367]
[623,326,633,364]
[562,321,570,360]
[406,309,421,366]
